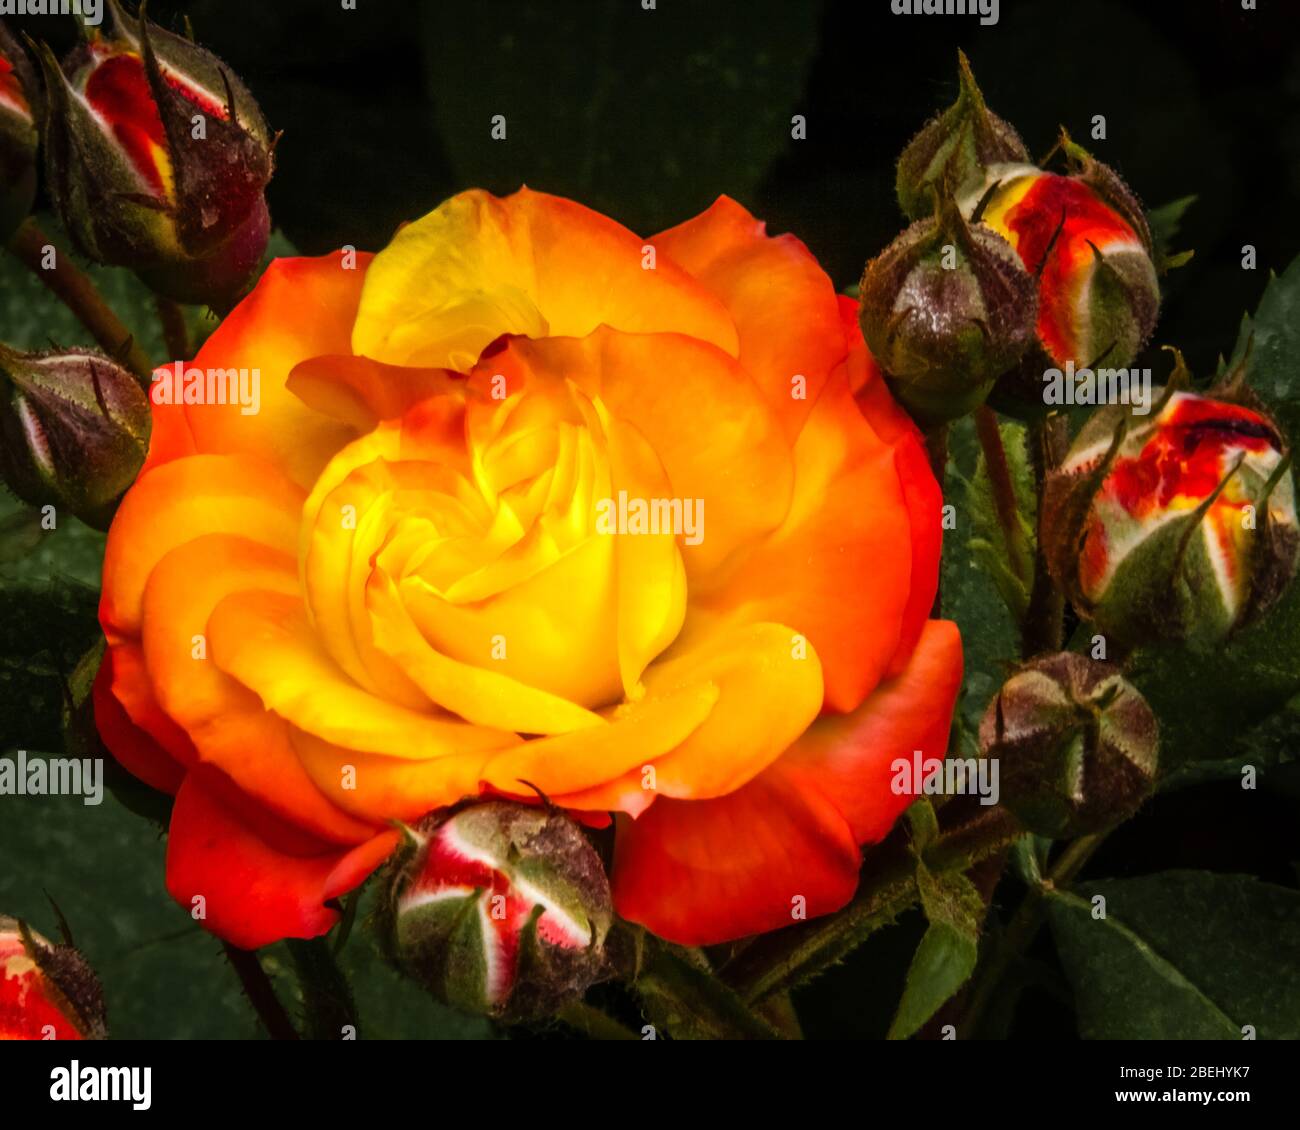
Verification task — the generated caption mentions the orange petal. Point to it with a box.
[100,453,304,642]
[696,369,912,712]
[206,589,513,758]
[480,681,718,800]
[780,619,964,843]
[835,299,943,674]
[653,196,847,439]
[291,731,502,825]
[468,330,794,578]
[353,187,739,369]
[140,533,374,845]
[366,572,603,734]
[286,355,464,433]
[160,253,373,488]
[639,620,824,799]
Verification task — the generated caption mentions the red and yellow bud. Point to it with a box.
[0,345,151,529]
[1042,387,1300,649]
[0,21,39,243]
[39,0,273,309]
[384,802,612,1022]
[1,917,107,1040]
[968,162,1159,378]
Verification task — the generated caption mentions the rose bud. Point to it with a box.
[980,652,1158,837]
[0,345,150,530]
[1041,385,1300,650]
[0,21,39,244]
[384,802,613,1022]
[858,194,1038,424]
[1,916,107,1040]
[38,0,274,310]
[896,49,1030,222]
[962,135,1159,384]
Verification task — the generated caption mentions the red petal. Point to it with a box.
[165,771,397,949]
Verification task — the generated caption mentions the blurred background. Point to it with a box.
[2,0,1298,1039]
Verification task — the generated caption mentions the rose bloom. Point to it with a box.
[96,189,961,948]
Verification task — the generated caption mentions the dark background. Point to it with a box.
[16,0,1300,378]
[5,0,1299,1040]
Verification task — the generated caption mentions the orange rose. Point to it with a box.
[95,188,962,948]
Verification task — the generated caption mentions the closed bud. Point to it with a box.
[0,345,150,529]
[962,133,1159,393]
[0,21,39,243]
[38,0,274,310]
[0,916,107,1040]
[383,802,613,1022]
[1041,378,1300,649]
[980,652,1158,837]
[896,50,1029,222]
[858,195,1038,424]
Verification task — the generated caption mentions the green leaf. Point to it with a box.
[418,0,819,235]
[942,416,1020,737]
[0,576,101,751]
[1146,194,1196,270]
[1228,253,1300,433]
[1047,871,1300,1039]
[887,864,983,1040]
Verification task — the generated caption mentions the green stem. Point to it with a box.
[557,1000,641,1041]
[1021,415,1068,656]
[960,830,1108,1037]
[975,404,1033,591]
[286,937,357,1040]
[6,219,154,381]
[222,943,299,1041]
[635,938,782,1039]
[155,295,190,362]
[722,806,1022,1005]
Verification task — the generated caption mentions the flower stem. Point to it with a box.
[635,938,783,1039]
[975,405,1033,592]
[222,942,300,1041]
[959,830,1108,1037]
[722,805,1022,1004]
[1021,414,1068,656]
[286,937,357,1040]
[6,219,154,382]
[558,1000,641,1041]
[155,296,190,362]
